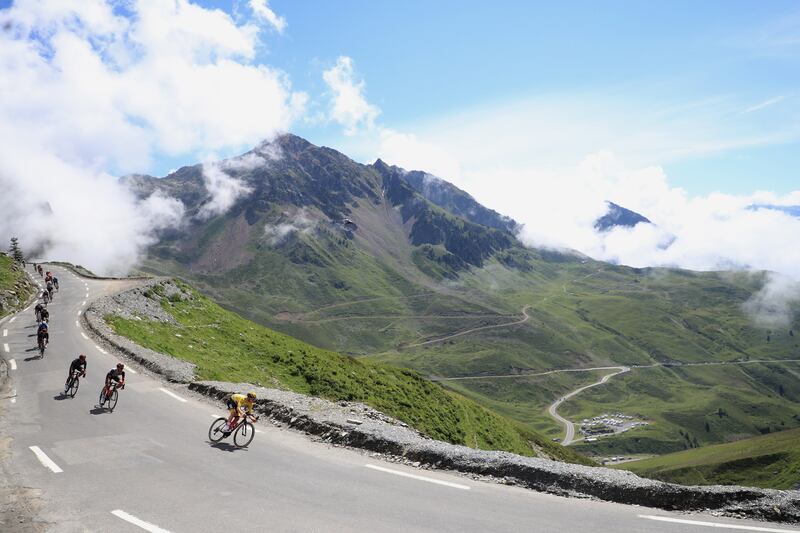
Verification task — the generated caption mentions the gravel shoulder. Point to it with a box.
[84,278,800,524]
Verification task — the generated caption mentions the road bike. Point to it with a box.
[37,335,47,357]
[64,372,83,398]
[99,382,121,412]
[208,414,258,447]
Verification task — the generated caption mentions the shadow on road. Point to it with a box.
[208,442,247,453]
[23,355,42,361]
[89,407,111,415]
[53,393,72,401]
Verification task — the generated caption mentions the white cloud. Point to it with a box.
[197,162,254,220]
[263,208,316,245]
[745,95,786,113]
[322,56,380,135]
[0,0,301,274]
[249,0,286,33]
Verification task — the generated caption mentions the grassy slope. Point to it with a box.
[617,427,800,489]
[106,281,590,465]
[0,255,34,318]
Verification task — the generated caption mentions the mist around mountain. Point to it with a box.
[132,134,800,459]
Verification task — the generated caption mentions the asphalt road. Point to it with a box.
[1,265,798,533]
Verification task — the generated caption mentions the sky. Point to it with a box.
[0,0,799,311]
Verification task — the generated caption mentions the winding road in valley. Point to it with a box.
[2,265,799,532]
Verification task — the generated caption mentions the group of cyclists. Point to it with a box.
[28,264,127,407]
[25,263,258,433]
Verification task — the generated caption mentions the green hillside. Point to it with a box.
[135,134,800,458]
[105,280,590,464]
[617,427,800,489]
[0,254,36,319]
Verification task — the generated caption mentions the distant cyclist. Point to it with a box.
[102,363,126,400]
[224,392,257,434]
[36,321,49,348]
[53,276,59,291]
[46,281,54,300]
[34,302,44,322]
[65,354,87,392]
[39,307,49,324]
[42,290,50,304]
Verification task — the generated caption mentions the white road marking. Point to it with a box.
[80,332,89,340]
[3,343,8,353]
[9,359,16,370]
[75,321,79,327]
[111,510,173,533]
[28,446,63,473]
[95,345,107,354]
[77,310,82,316]
[2,329,6,337]
[159,388,187,403]
[9,317,15,323]
[82,300,86,306]
[127,367,137,374]
[364,464,470,490]
[638,515,800,532]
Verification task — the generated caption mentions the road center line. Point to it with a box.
[2,329,6,337]
[9,317,15,323]
[3,343,8,353]
[28,446,63,473]
[111,510,173,533]
[9,359,16,370]
[159,388,187,403]
[95,345,107,354]
[80,332,88,340]
[638,515,800,532]
[75,321,79,327]
[364,464,470,490]
[82,300,86,306]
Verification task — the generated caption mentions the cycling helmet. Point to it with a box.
[116,362,124,370]
[247,391,257,400]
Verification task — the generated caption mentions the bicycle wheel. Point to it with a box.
[38,340,45,357]
[68,377,79,398]
[99,389,107,407]
[108,389,118,412]
[208,418,228,443]
[233,421,255,447]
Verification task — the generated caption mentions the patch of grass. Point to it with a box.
[618,427,800,489]
[106,282,591,464]
[0,255,34,318]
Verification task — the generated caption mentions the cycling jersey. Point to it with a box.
[40,309,49,321]
[69,358,87,374]
[106,369,125,382]
[229,393,254,414]
[37,323,48,333]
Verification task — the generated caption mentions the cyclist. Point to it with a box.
[53,276,59,291]
[36,321,49,348]
[224,392,257,434]
[102,363,126,400]
[40,307,49,324]
[42,290,50,304]
[46,281,54,300]
[65,354,87,392]
[34,302,44,322]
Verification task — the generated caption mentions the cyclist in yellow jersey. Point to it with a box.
[224,392,257,433]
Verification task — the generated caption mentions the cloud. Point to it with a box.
[322,56,380,135]
[197,162,254,220]
[0,0,300,274]
[263,208,315,245]
[249,0,286,33]
[745,95,786,113]
[742,273,800,328]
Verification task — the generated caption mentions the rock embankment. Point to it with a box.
[0,259,37,319]
[85,279,800,523]
[83,280,195,383]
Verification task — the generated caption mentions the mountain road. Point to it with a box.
[1,265,797,532]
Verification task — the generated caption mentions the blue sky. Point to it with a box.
[254,0,800,196]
